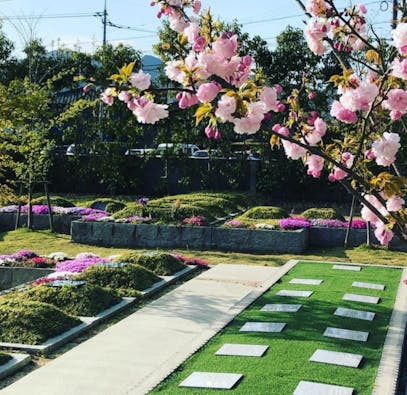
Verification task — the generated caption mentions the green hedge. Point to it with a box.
[117,252,186,276]
[19,284,121,316]
[0,298,81,345]
[76,264,161,294]
[31,196,75,208]
[87,198,126,213]
[301,207,345,220]
[112,202,144,219]
[240,206,288,220]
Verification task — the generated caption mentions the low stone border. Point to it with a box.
[71,221,308,254]
[0,267,54,291]
[0,212,81,234]
[0,353,30,380]
[373,268,407,395]
[309,227,373,247]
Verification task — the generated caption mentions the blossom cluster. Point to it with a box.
[223,219,245,228]
[0,250,57,268]
[55,256,108,273]
[0,205,109,217]
[170,252,209,268]
[279,218,312,230]
[182,215,206,226]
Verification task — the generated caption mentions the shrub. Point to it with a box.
[105,201,126,214]
[112,202,144,219]
[19,284,121,316]
[116,252,186,275]
[31,196,75,208]
[240,206,288,220]
[301,207,345,221]
[0,352,11,365]
[76,264,161,292]
[0,298,81,345]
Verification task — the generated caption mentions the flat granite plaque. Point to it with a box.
[289,278,323,285]
[352,281,385,291]
[215,344,268,357]
[239,322,286,333]
[179,372,243,389]
[261,304,302,312]
[294,380,354,395]
[334,307,375,321]
[310,349,363,368]
[333,264,361,271]
[276,290,313,297]
[343,293,380,304]
[323,327,369,342]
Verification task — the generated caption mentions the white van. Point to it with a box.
[156,143,200,156]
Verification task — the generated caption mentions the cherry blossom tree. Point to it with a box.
[99,0,407,246]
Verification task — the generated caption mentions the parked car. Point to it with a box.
[125,148,155,156]
[156,143,200,157]
[191,150,209,159]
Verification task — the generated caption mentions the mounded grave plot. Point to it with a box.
[151,261,401,394]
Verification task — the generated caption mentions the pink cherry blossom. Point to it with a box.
[282,140,307,160]
[391,22,407,55]
[184,21,200,44]
[330,100,358,123]
[176,91,198,109]
[339,80,379,112]
[382,89,407,112]
[192,0,201,13]
[359,3,367,14]
[371,132,400,166]
[328,152,354,181]
[118,91,131,103]
[192,36,206,52]
[205,125,216,138]
[306,154,324,178]
[306,0,329,16]
[386,195,405,212]
[168,11,189,32]
[129,70,151,90]
[391,58,407,80]
[304,19,328,55]
[215,94,236,122]
[196,82,221,103]
[164,60,185,84]
[308,91,317,100]
[232,102,266,134]
[361,194,382,223]
[259,87,278,112]
[132,96,169,124]
[374,222,394,245]
[212,33,238,59]
[101,88,115,106]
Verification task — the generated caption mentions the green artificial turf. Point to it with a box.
[152,261,402,394]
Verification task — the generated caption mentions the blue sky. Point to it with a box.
[0,0,393,56]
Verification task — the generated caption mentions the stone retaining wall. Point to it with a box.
[0,267,54,290]
[71,221,309,254]
[0,213,81,234]
[309,227,373,247]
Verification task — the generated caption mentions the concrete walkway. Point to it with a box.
[1,263,295,395]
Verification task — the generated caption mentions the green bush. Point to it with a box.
[19,284,121,316]
[76,264,161,293]
[301,207,345,221]
[112,202,144,219]
[117,252,186,275]
[240,206,288,220]
[0,352,11,365]
[31,196,75,207]
[0,298,81,345]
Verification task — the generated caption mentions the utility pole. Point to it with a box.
[103,0,107,47]
[393,0,398,29]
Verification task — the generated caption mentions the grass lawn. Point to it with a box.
[152,261,402,394]
[0,229,406,267]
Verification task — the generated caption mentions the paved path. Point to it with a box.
[1,262,295,395]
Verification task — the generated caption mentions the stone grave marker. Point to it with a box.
[323,327,369,342]
[239,322,286,333]
[294,380,354,395]
[333,264,361,271]
[352,281,385,291]
[179,372,243,389]
[276,290,313,297]
[289,278,323,285]
[215,344,268,357]
[261,304,302,312]
[310,349,363,368]
[334,307,375,321]
[343,293,380,304]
